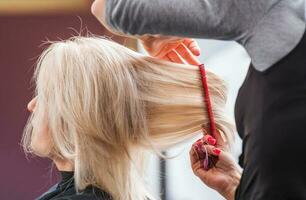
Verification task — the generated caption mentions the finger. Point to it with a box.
[162,55,172,62]
[193,138,205,152]
[147,38,183,58]
[175,44,201,66]
[156,43,180,58]
[189,146,200,165]
[202,145,240,172]
[190,148,211,181]
[214,130,229,150]
[203,135,217,146]
[183,38,201,56]
[190,139,203,164]
[201,144,222,157]
[190,156,205,174]
[167,50,186,64]
[190,138,206,163]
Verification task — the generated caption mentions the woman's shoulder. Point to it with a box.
[51,191,112,200]
[52,196,110,200]
[39,184,112,200]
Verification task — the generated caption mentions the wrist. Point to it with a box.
[221,170,241,200]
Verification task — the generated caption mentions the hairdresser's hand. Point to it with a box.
[91,1,200,65]
[190,135,242,200]
[140,36,201,65]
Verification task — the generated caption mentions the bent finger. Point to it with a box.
[175,44,201,65]
[201,144,222,157]
[189,147,198,165]
[162,55,172,62]
[167,50,186,64]
[213,130,229,150]
[183,38,201,56]
[203,135,217,146]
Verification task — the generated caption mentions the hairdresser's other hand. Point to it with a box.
[139,36,201,65]
[91,1,200,65]
[190,137,242,200]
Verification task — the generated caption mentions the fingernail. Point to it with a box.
[213,148,221,155]
[193,143,202,153]
[193,50,200,56]
[207,137,217,145]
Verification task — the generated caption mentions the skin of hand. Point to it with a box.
[190,131,242,200]
[91,0,201,65]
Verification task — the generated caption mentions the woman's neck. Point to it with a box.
[53,158,74,171]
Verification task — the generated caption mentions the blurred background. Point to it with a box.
[0,0,250,199]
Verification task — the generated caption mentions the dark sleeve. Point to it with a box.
[53,194,112,200]
[105,0,280,41]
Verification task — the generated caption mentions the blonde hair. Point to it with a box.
[22,36,234,200]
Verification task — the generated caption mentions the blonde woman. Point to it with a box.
[23,36,240,200]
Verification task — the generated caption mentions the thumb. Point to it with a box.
[203,145,241,173]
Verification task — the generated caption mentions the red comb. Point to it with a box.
[198,64,216,137]
[198,63,218,170]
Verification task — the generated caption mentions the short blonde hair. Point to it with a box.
[22,36,234,200]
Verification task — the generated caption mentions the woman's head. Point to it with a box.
[23,36,234,200]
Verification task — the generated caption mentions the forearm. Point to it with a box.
[91,0,126,37]
[102,0,257,41]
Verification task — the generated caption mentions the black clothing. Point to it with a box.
[234,30,306,199]
[37,171,112,200]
